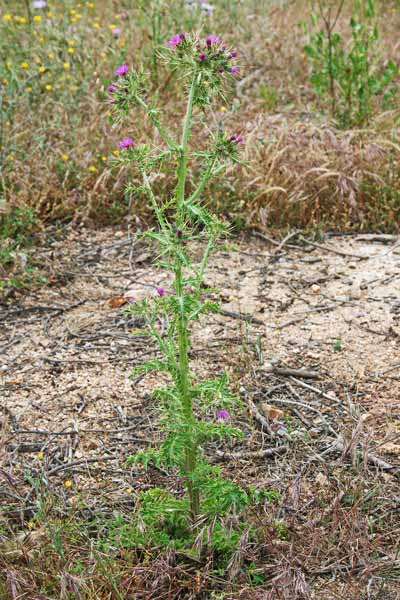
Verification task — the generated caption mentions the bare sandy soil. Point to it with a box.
[1,226,400,599]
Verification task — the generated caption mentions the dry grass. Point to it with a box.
[1,0,399,232]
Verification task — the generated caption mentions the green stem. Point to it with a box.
[135,95,176,148]
[186,156,219,206]
[142,169,168,231]
[197,235,215,285]
[176,74,200,214]
[174,73,201,520]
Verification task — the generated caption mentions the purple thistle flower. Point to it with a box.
[218,66,224,73]
[229,134,244,145]
[115,64,129,76]
[33,0,47,8]
[168,33,186,47]
[199,53,206,62]
[206,34,221,46]
[156,287,165,297]
[216,409,230,421]
[127,297,135,304]
[111,28,121,37]
[119,137,134,148]
[107,83,117,93]
[176,229,183,238]
[230,66,239,75]
[228,51,238,58]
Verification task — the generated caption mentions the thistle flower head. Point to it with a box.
[216,409,230,420]
[229,134,244,144]
[111,28,121,37]
[230,66,239,75]
[156,287,166,297]
[206,34,221,46]
[107,83,117,93]
[119,137,134,148]
[115,64,129,76]
[168,33,187,47]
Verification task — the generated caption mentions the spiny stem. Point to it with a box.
[142,169,168,231]
[135,94,176,148]
[174,73,201,519]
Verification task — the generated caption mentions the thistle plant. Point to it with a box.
[107,33,246,526]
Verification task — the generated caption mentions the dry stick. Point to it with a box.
[325,438,395,472]
[250,229,301,250]
[46,455,118,476]
[216,446,287,460]
[268,366,321,380]
[281,384,339,438]
[299,236,368,260]
[246,397,290,439]
[289,376,341,404]
[219,309,264,325]
[273,230,299,254]
[373,362,400,377]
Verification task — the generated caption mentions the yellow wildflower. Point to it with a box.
[67,47,75,54]
[63,62,70,69]
[109,24,117,29]
[2,78,8,85]
[21,62,29,69]
[69,9,76,15]
[38,451,44,460]
[100,52,106,59]
[62,154,68,161]
[45,84,52,91]
[101,156,107,162]
[88,165,97,172]
[3,14,12,21]
[46,12,52,17]
[33,15,42,22]
[27,87,32,92]
[47,53,54,59]
[76,14,83,20]
[38,65,46,73]
[113,149,119,156]
[93,22,100,29]
[39,37,44,43]
[28,520,35,529]
[88,2,94,8]
[64,480,72,488]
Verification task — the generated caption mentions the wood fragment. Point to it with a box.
[216,446,287,460]
[219,308,264,325]
[264,365,321,380]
